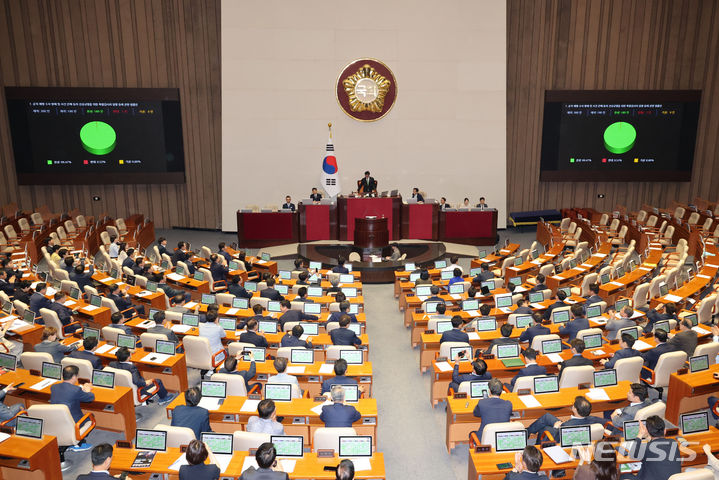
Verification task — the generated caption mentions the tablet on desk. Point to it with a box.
[15,416,43,439]
[290,348,314,364]
[92,369,115,388]
[271,435,304,457]
[495,430,527,452]
[135,429,167,451]
[339,436,372,457]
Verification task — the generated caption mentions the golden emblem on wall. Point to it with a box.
[336,58,397,122]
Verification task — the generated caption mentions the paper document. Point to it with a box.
[547,353,564,364]
[347,457,372,472]
[630,310,644,319]
[171,324,193,333]
[592,349,606,356]
[530,303,544,309]
[698,274,711,279]
[240,399,261,413]
[467,332,480,341]
[692,326,710,334]
[46,287,57,296]
[10,320,32,332]
[216,454,233,473]
[184,302,198,309]
[663,294,683,302]
[63,300,76,307]
[95,343,115,354]
[279,459,296,473]
[286,366,305,374]
[514,286,528,293]
[0,432,10,444]
[319,363,335,374]
[30,378,58,391]
[82,305,100,312]
[519,395,542,408]
[166,273,184,281]
[450,294,462,300]
[552,275,564,281]
[531,260,543,265]
[466,310,480,317]
[610,281,624,287]
[544,445,572,464]
[310,402,331,415]
[633,340,652,351]
[592,253,607,258]
[135,291,152,297]
[586,388,610,401]
[435,362,452,372]
[417,296,429,302]
[168,454,189,471]
[225,308,240,315]
[141,352,173,364]
[241,456,259,472]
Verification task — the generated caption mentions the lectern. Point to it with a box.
[354,217,389,249]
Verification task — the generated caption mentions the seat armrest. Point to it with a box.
[74,412,96,441]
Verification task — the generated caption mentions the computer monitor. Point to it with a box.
[531,249,540,259]
[339,274,355,284]
[558,287,571,297]
[560,425,591,447]
[533,375,559,394]
[41,361,61,380]
[475,318,497,332]
[462,299,479,311]
[175,266,185,276]
[436,321,452,334]
[654,320,670,333]
[409,273,420,282]
[182,313,199,326]
[528,291,544,303]
[267,301,281,313]
[228,260,240,271]
[331,384,359,402]
[600,273,611,284]
[449,346,472,361]
[347,323,361,336]
[92,369,115,388]
[160,260,170,270]
[15,416,43,439]
[307,286,323,297]
[659,282,669,296]
[245,282,257,292]
[583,333,603,350]
[83,327,100,340]
[200,293,216,305]
[309,261,322,270]
[481,280,496,291]
[495,430,528,452]
[232,297,249,309]
[509,277,522,287]
[275,284,289,295]
[404,263,416,272]
[241,347,266,362]
[478,249,487,258]
[615,266,625,278]
[1,300,11,314]
[147,308,161,322]
[290,349,314,364]
[541,338,562,355]
[585,304,602,319]
[218,317,237,331]
[303,303,321,315]
[265,383,292,401]
[201,380,227,399]
[135,429,167,451]
[261,253,271,261]
[416,286,432,297]
[680,412,710,435]
[470,268,481,277]
[497,343,520,359]
[110,267,119,279]
[339,436,372,457]
[434,260,447,269]
[192,272,204,282]
[615,298,630,311]
[348,304,360,315]
[689,355,709,373]
[69,287,81,300]
[623,420,641,441]
[339,349,363,365]
[22,309,35,324]
[515,315,533,328]
[125,275,136,286]
[156,340,176,355]
[494,294,513,309]
[593,369,618,388]
[117,334,136,349]
[271,435,304,457]
[469,380,490,399]
[201,432,233,455]
[90,294,102,307]
[552,309,570,324]
[622,327,639,340]
[440,270,454,280]
[0,353,16,371]
[449,283,464,295]
[145,280,158,293]
[258,320,278,334]
[279,270,291,280]
[684,313,698,326]
[425,302,440,314]
[299,322,319,335]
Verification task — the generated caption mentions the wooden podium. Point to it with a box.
[354,217,389,249]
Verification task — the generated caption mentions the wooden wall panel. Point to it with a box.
[0,0,221,229]
[507,0,719,215]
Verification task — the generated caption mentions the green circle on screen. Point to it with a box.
[603,121,636,155]
[80,121,117,155]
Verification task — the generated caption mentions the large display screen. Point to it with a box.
[540,90,701,181]
[5,87,185,184]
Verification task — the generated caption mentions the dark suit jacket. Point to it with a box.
[147,324,180,343]
[50,381,95,422]
[0,279,14,296]
[473,396,513,438]
[604,347,641,369]
[563,415,606,427]
[643,310,676,334]
[629,437,682,480]
[179,463,221,480]
[585,294,603,306]
[519,324,550,344]
[321,374,358,394]
[543,300,566,321]
[70,265,94,291]
[109,360,147,388]
[210,263,228,282]
[359,176,377,192]
[282,203,296,212]
[109,292,133,311]
[452,363,492,386]
[558,354,594,380]
[29,292,52,314]
[77,472,117,480]
[48,301,74,325]
[486,338,518,355]
[558,317,590,340]
[69,349,103,370]
[514,306,533,315]
[668,330,698,357]
[218,361,256,388]
[13,288,31,305]
[260,288,284,301]
[510,363,547,388]
[122,257,135,270]
[504,472,548,480]
[280,334,312,349]
[171,404,211,440]
[440,329,469,344]
[642,342,676,372]
[320,403,361,427]
[330,328,362,346]
[331,266,349,274]
[228,284,252,299]
[278,309,318,331]
[310,193,322,202]
[220,250,233,264]
[530,283,548,293]
[413,193,424,202]
[239,331,269,348]
[239,467,289,480]
[325,311,357,326]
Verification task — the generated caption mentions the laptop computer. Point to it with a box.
[258,320,278,334]
[449,346,472,361]
[475,318,497,332]
[69,287,81,301]
[425,302,440,314]
[15,416,43,439]
[264,383,292,402]
[182,313,199,327]
[0,352,16,371]
[89,294,102,307]
[232,297,249,309]
[560,425,591,447]
[339,436,372,457]
[514,315,533,328]
[290,348,314,364]
[434,260,447,269]
[307,286,323,297]
[271,435,304,458]
[200,432,234,472]
[303,303,321,315]
[275,284,289,295]
[440,270,454,280]
[481,280,495,291]
[348,303,359,315]
[330,384,359,403]
[309,261,322,270]
[261,253,271,262]
[494,294,513,310]
[117,334,136,350]
[416,286,432,297]
[533,375,559,394]
[198,380,227,410]
[462,299,479,312]
[267,301,281,313]
[615,298,630,311]
[495,430,528,452]
[404,263,416,272]
[299,322,319,335]
[449,283,464,295]
[528,291,544,303]
[680,412,710,435]
[436,321,452,334]
[83,327,100,340]
[241,347,266,362]
[552,309,570,324]
[279,270,291,280]
[347,323,361,336]
[245,282,257,292]
[623,420,641,442]
[585,304,602,320]
[409,273,420,282]
[135,429,167,451]
[219,317,237,331]
[497,343,521,359]
[41,361,62,380]
[92,370,115,388]
[653,320,670,333]
[339,274,355,284]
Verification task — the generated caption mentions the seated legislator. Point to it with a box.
[609,383,652,431]
[48,291,81,334]
[558,304,590,341]
[518,313,550,344]
[228,276,253,299]
[440,316,469,344]
[239,442,289,480]
[218,353,258,391]
[461,198,471,208]
[326,300,358,326]
[330,315,362,346]
[415,270,432,286]
[667,318,698,357]
[108,283,145,318]
[199,311,227,353]
[109,311,133,335]
[584,282,603,306]
[508,348,546,390]
[180,439,221,480]
[448,357,491,393]
[530,274,548,292]
[504,445,546,480]
[600,332,641,369]
[110,346,176,405]
[557,339,593,381]
[439,197,449,211]
[321,358,360,395]
[514,298,533,315]
[332,256,349,274]
[260,277,284,301]
[239,319,269,348]
[77,443,116,480]
[472,378,512,438]
[171,241,195,274]
[69,336,103,370]
[411,187,424,203]
[281,324,313,348]
[310,187,322,203]
[526,395,605,440]
[246,399,284,435]
[278,299,318,331]
[218,242,233,265]
[35,326,78,363]
[484,323,516,355]
[157,237,169,257]
[282,195,296,212]
[320,385,361,427]
[605,306,637,341]
[294,286,313,303]
[147,311,180,343]
[385,244,401,261]
[172,387,212,439]
[209,254,228,282]
[476,197,489,210]
[50,365,94,451]
[326,275,342,294]
[149,272,191,303]
[447,268,464,286]
[626,415,681,480]
[357,170,377,195]
[642,302,677,334]
[542,290,568,321]
[640,328,676,380]
[267,357,299,387]
[29,282,52,314]
[473,263,495,283]
[0,383,23,427]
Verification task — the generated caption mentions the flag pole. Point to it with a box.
[328,122,332,140]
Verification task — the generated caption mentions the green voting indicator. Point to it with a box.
[80,121,117,155]
[603,121,636,154]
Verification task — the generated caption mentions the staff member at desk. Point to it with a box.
[411,187,424,202]
[357,171,377,195]
[476,197,489,210]
[282,196,295,212]
[310,187,322,202]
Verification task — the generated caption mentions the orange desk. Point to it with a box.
[666,363,719,424]
[92,272,167,309]
[469,244,521,271]
[0,434,62,480]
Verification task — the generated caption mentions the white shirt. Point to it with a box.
[442,263,463,273]
[198,322,226,353]
[108,243,119,258]
[268,372,299,386]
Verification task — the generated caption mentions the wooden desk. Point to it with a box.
[666,363,719,424]
[110,447,386,479]
[236,211,299,248]
[166,396,378,448]
[401,202,439,240]
[0,368,137,440]
[299,202,338,242]
[0,312,44,351]
[469,243,521,270]
[504,243,565,283]
[338,196,401,242]
[445,382,631,452]
[439,210,498,246]
[0,434,62,480]
[92,272,167,309]
[544,244,612,293]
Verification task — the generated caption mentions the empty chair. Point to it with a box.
[673,206,685,220]
[31,212,44,226]
[694,342,719,365]
[611,225,628,245]
[101,326,126,345]
[348,252,361,262]
[632,283,650,310]
[26,404,95,470]
[558,365,595,389]
[140,332,169,349]
[687,212,700,225]
[559,218,571,234]
[480,421,526,447]
[668,470,715,480]
[660,225,675,246]
[183,336,226,370]
[571,273,597,297]
[614,356,643,383]
[233,431,271,451]
[312,427,357,452]
[696,295,716,325]
[211,372,248,396]
[154,424,196,447]
[20,351,54,372]
[326,345,356,361]
[511,375,542,394]
[565,228,582,248]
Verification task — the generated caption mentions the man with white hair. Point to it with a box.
[319,385,361,427]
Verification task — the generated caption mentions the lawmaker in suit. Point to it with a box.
[228,276,253,299]
[605,305,637,341]
[69,337,103,370]
[239,319,269,348]
[76,443,115,480]
[529,274,548,293]
[602,332,642,369]
[668,319,698,357]
[238,442,289,480]
[440,316,470,344]
[320,385,361,427]
[147,311,180,344]
[29,282,52,315]
[109,283,145,317]
[267,357,300,387]
[476,197,489,210]
[310,188,322,203]
[485,323,517,355]
[558,338,593,382]
[278,300,318,331]
[448,357,492,393]
[626,415,682,480]
[282,196,296,212]
[518,313,550,344]
[209,254,228,282]
[218,242,233,265]
[508,348,546,390]
[70,263,95,292]
[558,304,590,341]
[332,256,349,274]
[513,299,534,315]
[411,187,424,202]
[439,197,449,210]
[47,291,80,333]
[584,283,603,306]
[330,315,362,346]
[609,383,652,431]
[50,365,94,451]
[172,387,211,439]
[503,445,546,480]
[357,171,377,194]
[325,300,357,326]
[180,439,222,480]
[642,303,677,334]
[110,347,175,405]
[35,326,77,363]
[260,278,284,301]
[526,396,604,440]
[473,378,513,439]
[109,311,133,335]
[217,353,258,392]
[473,263,495,283]
[0,383,22,427]
[320,358,360,395]
[280,324,313,349]
[171,241,195,274]
[542,290,568,321]
[641,328,676,380]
